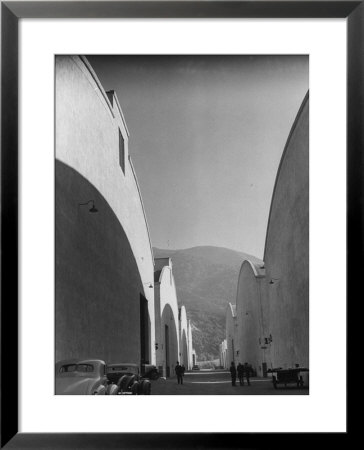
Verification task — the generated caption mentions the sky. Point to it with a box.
[88,55,308,259]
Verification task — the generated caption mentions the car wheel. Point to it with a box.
[141,381,151,395]
[131,381,139,395]
[118,375,129,393]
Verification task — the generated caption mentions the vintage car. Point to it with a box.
[106,363,152,395]
[55,359,118,395]
[267,367,309,389]
[141,363,160,380]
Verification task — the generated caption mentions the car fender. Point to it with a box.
[106,383,118,395]
[131,381,139,395]
[93,384,106,395]
[117,374,133,392]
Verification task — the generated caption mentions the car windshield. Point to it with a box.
[59,363,94,373]
[108,366,137,374]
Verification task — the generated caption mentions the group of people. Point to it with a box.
[175,361,186,384]
[174,360,252,386]
[230,361,252,386]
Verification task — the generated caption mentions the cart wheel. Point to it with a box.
[273,376,277,389]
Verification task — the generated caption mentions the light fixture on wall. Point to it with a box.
[269,278,280,284]
[79,200,98,213]
[155,342,159,351]
[144,282,153,288]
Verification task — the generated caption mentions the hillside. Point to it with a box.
[153,246,262,361]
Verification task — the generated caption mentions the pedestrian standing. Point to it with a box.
[243,362,251,386]
[230,361,237,386]
[175,361,183,384]
[237,363,244,386]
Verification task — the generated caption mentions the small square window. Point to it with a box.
[119,129,125,174]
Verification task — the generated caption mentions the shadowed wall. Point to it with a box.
[56,56,155,365]
[56,160,146,364]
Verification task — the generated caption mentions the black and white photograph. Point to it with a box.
[55,54,309,396]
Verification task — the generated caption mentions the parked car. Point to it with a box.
[106,363,151,395]
[55,359,118,395]
[141,363,159,380]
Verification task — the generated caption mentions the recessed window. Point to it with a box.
[119,129,125,174]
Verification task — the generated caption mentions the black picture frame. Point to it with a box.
[1,1,357,448]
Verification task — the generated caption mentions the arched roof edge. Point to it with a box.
[263,90,309,261]
[72,56,155,267]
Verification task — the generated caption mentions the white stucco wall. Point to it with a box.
[264,93,309,370]
[235,260,269,376]
[219,339,227,368]
[187,319,194,370]
[154,259,180,376]
[56,55,155,364]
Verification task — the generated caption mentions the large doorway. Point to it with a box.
[140,294,150,365]
[181,330,188,366]
[161,304,178,377]
[165,325,170,377]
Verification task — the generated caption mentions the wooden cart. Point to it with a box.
[267,367,309,389]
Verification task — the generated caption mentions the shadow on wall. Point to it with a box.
[55,159,147,365]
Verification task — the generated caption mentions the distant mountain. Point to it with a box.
[153,246,262,361]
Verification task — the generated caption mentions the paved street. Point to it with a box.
[150,369,309,395]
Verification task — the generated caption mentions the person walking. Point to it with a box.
[175,361,183,385]
[230,361,237,386]
[237,362,244,386]
[243,362,251,386]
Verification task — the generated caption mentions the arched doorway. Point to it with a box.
[140,294,151,365]
[161,304,178,377]
[181,330,188,367]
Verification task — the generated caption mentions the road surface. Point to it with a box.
[150,369,309,395]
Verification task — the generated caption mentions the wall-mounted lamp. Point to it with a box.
[79,200,98,213]
[144,282,153,288]
[155,343,159,351]
[269,278,280,285]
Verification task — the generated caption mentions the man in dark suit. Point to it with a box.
[230,361,237,386]
[244,362,251,386]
